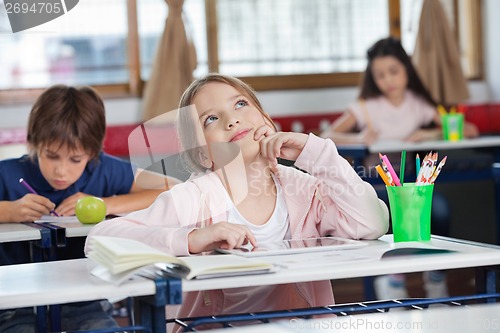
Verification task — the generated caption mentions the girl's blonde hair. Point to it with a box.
[177,73,276,173]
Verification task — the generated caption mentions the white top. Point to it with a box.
[225,174,290,243]
[349,91,436,140]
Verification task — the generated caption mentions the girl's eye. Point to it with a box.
[235,99,248,109]
[71,159,83,164]
[204,115,218,127]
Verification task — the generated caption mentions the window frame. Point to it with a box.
[0,0,482,104]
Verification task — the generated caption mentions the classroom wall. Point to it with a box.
[0,81,492,130]
[0,0,498,128]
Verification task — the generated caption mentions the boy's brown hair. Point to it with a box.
[27,85,106,161]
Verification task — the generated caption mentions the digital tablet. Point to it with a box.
[216,236,368,257]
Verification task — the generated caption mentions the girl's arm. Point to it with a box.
[85,181,257,256]
[85,188,197,256]
[321,111,379,145]
[55,172,182,216]
[294,134,389,239]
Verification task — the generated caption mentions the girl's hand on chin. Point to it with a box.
[256,128,308,172]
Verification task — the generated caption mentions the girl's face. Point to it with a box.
[192,82,268,162]
[38,142,90,190]
[371,55,408,102]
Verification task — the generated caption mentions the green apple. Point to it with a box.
[75,196,107,224]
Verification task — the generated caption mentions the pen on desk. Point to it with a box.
[400,150,406,185]
[19,178,59,217]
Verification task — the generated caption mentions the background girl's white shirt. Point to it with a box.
[349,91,436,140]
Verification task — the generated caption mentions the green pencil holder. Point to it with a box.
[386,183,434,242]
[441,113,464,141]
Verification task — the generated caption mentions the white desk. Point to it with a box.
[204,302,500,333]
[0,259,156,310]
[369,135,500,153]
[2,235,497,307]
[181,235,500,292]
[0,223,41,243]
[1,235,499,332]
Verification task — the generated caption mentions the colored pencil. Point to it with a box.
[375,165,392,186]
[416,154,421,181]
[437,105,447,116]
[378,153,395,186]
[19,178,59,216]
[381,154,401,186]
[430,156,447,183]
[400,150,406,185]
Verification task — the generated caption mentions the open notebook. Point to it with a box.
[87,236,276,285]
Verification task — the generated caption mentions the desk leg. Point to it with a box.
[476,266,499,304]
[136,278,182,333]
[35,306,47,333]
[492,163,500,245]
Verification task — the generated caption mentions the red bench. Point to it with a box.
[1,105,499,158]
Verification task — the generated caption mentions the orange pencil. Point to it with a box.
[378,153,395,186]
[375,165,392,186]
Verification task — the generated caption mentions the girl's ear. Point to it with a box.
[198,148,213,169]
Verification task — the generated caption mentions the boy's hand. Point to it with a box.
[254,126,308,172]
[188,222,257,254]
[9,194,55,222]
[55,192,89,216]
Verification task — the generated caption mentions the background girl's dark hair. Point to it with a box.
[358,36,436,106]
[27,85,106,161]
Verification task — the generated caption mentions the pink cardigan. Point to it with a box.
[85,134,389,330]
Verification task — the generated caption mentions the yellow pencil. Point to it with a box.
[437,105,447,116]
[375,165,392,186]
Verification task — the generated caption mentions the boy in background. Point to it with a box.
[0,85,176,332]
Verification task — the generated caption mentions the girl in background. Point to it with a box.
[86,73,389,332]
[321,37,478,145]
[322,37,478,300]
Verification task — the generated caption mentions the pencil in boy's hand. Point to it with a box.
[430,156,447,183]
[375,165,392,186]
[19,178,59,217]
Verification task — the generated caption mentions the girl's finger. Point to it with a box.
[254,125,274,141]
